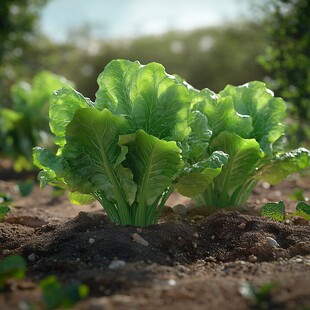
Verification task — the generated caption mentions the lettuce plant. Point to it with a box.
[0,71,74,171]
[34,59,310,225]
[174,80,310,208]
[33,60,227,226]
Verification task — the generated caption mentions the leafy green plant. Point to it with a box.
[0,255,27,291]
[0,71,74,171]
[39,276,89,310]
[34,59,310,225]
[174,81,310,208]
[260,201,310,222]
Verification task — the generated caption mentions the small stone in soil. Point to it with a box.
[247,255,258,263]
[238,223,246,229]
[266,236,280,248]
[136,227,143,234]
[108,260,126,269]
[132,233,149,246]
[88,238,95,244]
[28,253,36,262]
[168,279,177,286]
[193,232,199,238]
[172,204,188,215]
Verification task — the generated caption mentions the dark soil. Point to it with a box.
[0,168,310,310]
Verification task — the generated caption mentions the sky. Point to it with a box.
[39,0,254,42]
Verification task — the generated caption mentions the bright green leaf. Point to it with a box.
[123,130,183,225]
[219,81,286,155]
[256,148,310,185]
[174,151,228,197]
[95,59,191,141]
[260,201,285,221]
[295,201,310,221]
[210,131,264,196]
[49,87,93,147]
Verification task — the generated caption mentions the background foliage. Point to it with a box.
[258,0,310,146]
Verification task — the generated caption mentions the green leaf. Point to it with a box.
[63,108,136,202]
[295,201,310,221]
[174,151,229,197]
[68,192,95,205]
[219,81,286,155]
[95,59,141,115]
[0,255,27,290]
[256,148,310,185]
[33,147,69,189]
[260,201,285,221]
[210,131,264,196]
[185,110,212,162]
[49,87,93,147]
[193,89,253,138]
[95,59,191,141]
[123,130,183,225]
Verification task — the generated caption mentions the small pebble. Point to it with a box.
[136,227,143,234]
[172,204,188,215]
[88,238,95,244]
[266,236,280,248]
[168,279,177,286]
[28,253,36,262]
[205,256,217,263]
[193,232,199,238]
[211,235,215,240]
[192,242,197,248]
[108,260,126,270]
[132,233,149,246]
[238,223,246,229]
[248,255,257,263]
[262,182,271,189]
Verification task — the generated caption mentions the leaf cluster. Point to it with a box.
[33,59,310,226]
[0,71,74,171]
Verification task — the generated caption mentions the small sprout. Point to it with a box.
[39,276,89,310]
[0,255,27,291]
[239,281,279,309]
[16,180,35,197]
[295,201,310,221]
[260,201,285,222]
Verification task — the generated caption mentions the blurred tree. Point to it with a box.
[0,0,47,106]
[258,0,310,144]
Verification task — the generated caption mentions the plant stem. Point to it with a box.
[153,187,173,225]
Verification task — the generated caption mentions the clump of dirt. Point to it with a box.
[0,172,310,309]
